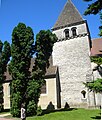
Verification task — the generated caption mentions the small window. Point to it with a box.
[64,29,69,39]
[71,27,77,37]
[41,80,46,94]
[81,90,86,98]
[8,83,10,96]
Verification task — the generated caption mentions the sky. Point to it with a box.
[0,0,101,43]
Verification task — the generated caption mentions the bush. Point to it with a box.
[36,106,42,116]
[27,100,37,116]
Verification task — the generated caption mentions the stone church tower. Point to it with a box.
[52,0,95,108]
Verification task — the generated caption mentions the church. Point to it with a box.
[3,0,102,110]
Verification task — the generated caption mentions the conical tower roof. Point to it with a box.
[53,0,83,29]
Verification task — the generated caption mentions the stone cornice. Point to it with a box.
[52,20,86,31]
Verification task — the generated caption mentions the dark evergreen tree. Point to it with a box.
[9,23,34,117]
[0,40,11,112]
[27,30,57,116]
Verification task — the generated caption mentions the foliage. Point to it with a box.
[83,0,102,36]
[91,56,102,65]
[26,80,40,116]
[83,0,102,15]
[36,106,42,116]
[27,30,57,116]
[0,40,11,112]
[9,24,57,117]
[27,100,37,116]
[9,23,34,117]
[85,56,102,93]
[33,30,57,83]
[84,78,102,93]
[99,13,102,36]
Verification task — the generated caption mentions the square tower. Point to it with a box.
[52,0,95,108]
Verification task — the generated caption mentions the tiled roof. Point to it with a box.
[91,38,102,56]
[53,0,83,29]
[4,57,57,81]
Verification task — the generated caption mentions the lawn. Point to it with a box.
[5,108,100,120]
[26,108,100,120]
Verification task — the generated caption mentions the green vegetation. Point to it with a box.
[5,108,100,120]
[0,41,11,112]
[28,30,57,116]
[83,0,102,36]
[9,23,34,117]
[91,56,102,65]
[8,23,57,117]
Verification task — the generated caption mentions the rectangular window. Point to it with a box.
[41,81,46,94]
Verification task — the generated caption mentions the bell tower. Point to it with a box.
[52,0,94,108]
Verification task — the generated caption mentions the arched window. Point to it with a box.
[41,80,46,94]
[64,29,69,39]
[81,90,86,98]
[71,27,77,37]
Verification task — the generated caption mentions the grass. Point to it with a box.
[4,108,101,120]
[27,108,100,120]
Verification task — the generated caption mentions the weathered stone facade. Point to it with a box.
[52,35,93,108]
[52,0,97,108]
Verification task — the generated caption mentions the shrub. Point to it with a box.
[36,106,42,116]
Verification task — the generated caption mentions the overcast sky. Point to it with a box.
[0,0,101,43]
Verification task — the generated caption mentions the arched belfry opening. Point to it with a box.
[64,29,69,39]
[71,27,77,37]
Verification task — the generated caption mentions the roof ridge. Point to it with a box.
[53,0,83,29]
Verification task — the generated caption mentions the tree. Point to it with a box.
[27,30,57,116]
[84,56,102,119]
[83,0,102,117]
[9,23,34,117]
[0,40,11,112]
[83,0,102,36]
[84,78,102,120]
[9,23,57,117]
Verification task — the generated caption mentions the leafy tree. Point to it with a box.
[84,0,102,15]
[83,0,102,36]
[0,40,11,112]
[27,30,57,116]
[84,78,102,93]
[91,56,102,65]
[9,23,34,117]
[83,0,102,117]
[85,55,102,119]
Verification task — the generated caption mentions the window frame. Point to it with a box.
[64,29,69,39]
[71,27,77,37]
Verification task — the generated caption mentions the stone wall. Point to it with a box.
[52,35,93,108]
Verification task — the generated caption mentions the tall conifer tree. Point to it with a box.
[0,40,11,111]
[9,23,34,117]
[27,30,57,116]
